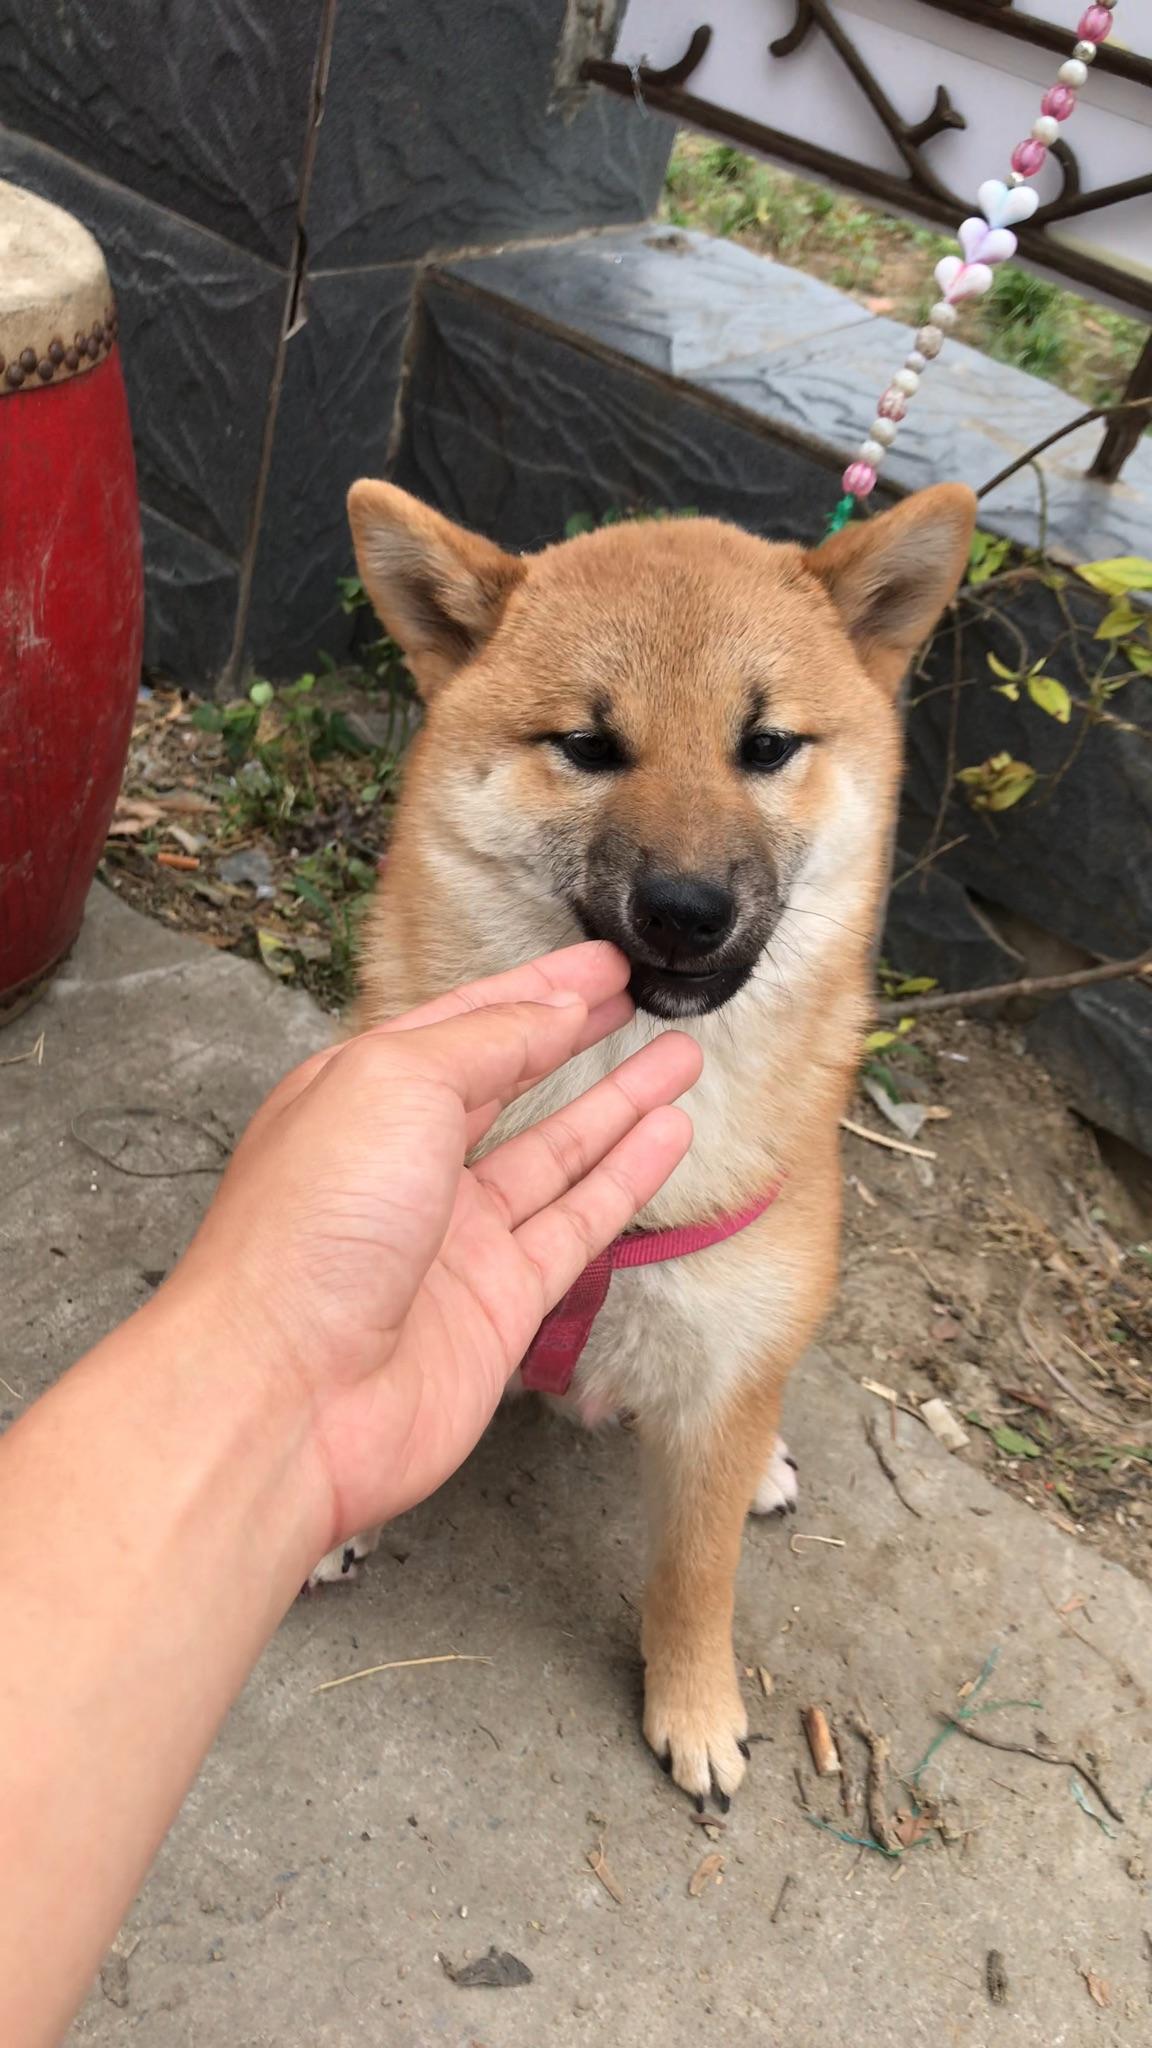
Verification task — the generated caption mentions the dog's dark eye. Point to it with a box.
[740,730,803,774]
[553,731,626,772]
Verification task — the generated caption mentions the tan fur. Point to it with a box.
[343,479,976,1796]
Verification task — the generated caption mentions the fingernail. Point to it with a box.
[540,990,584,1009]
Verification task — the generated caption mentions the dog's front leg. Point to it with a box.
[640,1380,783,1803]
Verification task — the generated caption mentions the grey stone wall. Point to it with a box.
[0,0,671,685]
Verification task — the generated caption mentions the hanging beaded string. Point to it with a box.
[826,3,1119,534]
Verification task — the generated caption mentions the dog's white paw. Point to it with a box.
[750,1439,799,1518]
[306,1526,381,1589]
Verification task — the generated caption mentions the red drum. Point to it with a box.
[0,179,143,1010]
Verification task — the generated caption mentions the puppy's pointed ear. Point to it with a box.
[805,484,976,693]
[347,481,526,695]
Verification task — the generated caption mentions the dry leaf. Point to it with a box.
[892,1809,934,1849]
[688,1852,724,1898]
[152,788,217,814]
[585,1843,624,1905]
[1081,1968,1111,2009]
[107,798,164,838]
[165,823,204,856]
[758,1667,775,1698]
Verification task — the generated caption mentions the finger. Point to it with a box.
[514,1105,694,1312]
[261,952,633,1125]
[460,988,635,1149]
[352,994,594,1118]
[376,942,629,1034]
[473,1033,702,1229]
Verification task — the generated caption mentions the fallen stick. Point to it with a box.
[841,1117,936,1162]
[863,1416,924,1520]
[311,1652,492,1695]
[936,1715,1124,1825]
[874,947,1152,1021]
[851,1713,896,1853]
[802,1706,841,1779]
[769,1872,794,1925]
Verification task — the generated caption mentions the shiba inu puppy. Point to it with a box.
[313,479,974,1802]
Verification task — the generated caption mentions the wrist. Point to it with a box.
[129,1272,340,1583]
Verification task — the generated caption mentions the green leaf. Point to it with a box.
[893,975,937,996]
[967,531,1011,586]
[249,679,274,707]
[289,875,334,920]
[564,512,596,538]
[1025,673,1072,723]
[1095,601,1143,641]
[993,681,1020,702]
[991,1425,1043,1459]
[189,704,225,733]
[256,928,296,978]
[1123,639,1152,674]
[956,753,1037,812]
[1078,556,1152,597]
[986,653,1021,682]
[864,1030,898,1052]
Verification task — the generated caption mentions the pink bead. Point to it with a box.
[877,389,907,422]
[1078,7,1113,42]
[843,462,878,499]
[1041,84,1077,121]
[1011,138,1048,178]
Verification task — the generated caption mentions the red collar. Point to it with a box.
[520,1188,781,1396]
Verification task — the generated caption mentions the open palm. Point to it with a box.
[176,944,700,1543]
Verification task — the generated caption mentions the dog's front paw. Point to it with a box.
[750,1437,798,1518]
[305,1526,380,1590]
[643,1660,750,1805]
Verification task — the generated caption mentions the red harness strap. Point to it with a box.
[520,1188,781,1397]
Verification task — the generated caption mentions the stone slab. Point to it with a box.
[392,275,843,549]
[305,0,673,271]
[436,228,1152,565]
[0,125,287,562]
[141,506,240,687]
[446,224,874,378]
[901,576,1152,963]
[1029,980,1152,1158]
[0,0,324,267]
[1,886,1150,2046]
[243,264,415,678]
[883,849,1023,992]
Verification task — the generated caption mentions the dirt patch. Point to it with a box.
[830,1015,1151,1580]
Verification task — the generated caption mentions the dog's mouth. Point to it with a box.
[625,957,756,1020]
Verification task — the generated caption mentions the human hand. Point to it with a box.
[167,944,701,1546]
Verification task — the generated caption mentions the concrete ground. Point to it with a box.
[3,886,1150,2048]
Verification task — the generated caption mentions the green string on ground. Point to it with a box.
[825,492,857,536]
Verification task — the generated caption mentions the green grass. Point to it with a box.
[662,133,1146,412]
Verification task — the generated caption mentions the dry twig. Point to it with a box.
[841,1116,936,1161]
[586,1840,625,1905]
[875,947,1152,1021]
[311,1653,492,1695]
[851,1713,896,1853]
[863,1416,923,1519]
[802,1706,841,1778]
[936,1715,1124,1824]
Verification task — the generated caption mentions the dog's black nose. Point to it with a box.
[631,873,737,959]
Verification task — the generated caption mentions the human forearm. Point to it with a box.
[0,1285,329,2045]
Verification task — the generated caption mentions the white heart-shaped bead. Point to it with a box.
[936,257,993,302]
[959,218,1018,267]
[977,178,1040,229]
